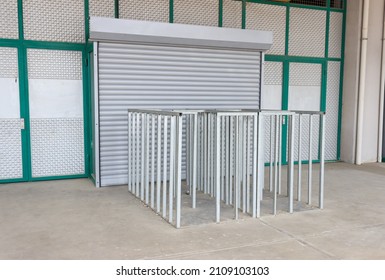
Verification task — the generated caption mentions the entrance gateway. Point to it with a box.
[89,17,272,187]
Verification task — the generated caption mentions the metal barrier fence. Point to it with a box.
[127,109,325,228]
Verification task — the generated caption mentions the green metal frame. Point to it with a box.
[0,0,346,183]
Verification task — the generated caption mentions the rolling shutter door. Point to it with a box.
[98,42,261,186]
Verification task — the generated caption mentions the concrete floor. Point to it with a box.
[1,162,385,260]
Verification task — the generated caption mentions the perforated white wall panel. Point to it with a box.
[98,42,261,186]
[89,0,115,17]
[27,49,82,80]
[30,119,84,177]
[262,61,282,110]
[119,0,168,22]
[0,119,23,179]
[246,3,286,55]
[0,0,18,39]
[27,49,85,178]
[23,0,85,43]
[289,8,326,57]
[289,63,321,112]
[222,0,242,28]
[0,47,18,78]
[289,63,322,161]
[0,47,22,180]
[325,61,340,160]
[174,0,218,26]
[328,12,343,58]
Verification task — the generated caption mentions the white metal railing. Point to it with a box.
[127,109,325,228]
[128,109,183,228]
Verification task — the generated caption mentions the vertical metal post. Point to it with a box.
[298,114,302,202]
[288,114,295,213]
[128,112,132,192]
[229,116,234,205]
[135,113,140,196]
[273,115,279,215]
[211,114,215,197]
[225,117,230,205]
[221,117,225,201]
[145,114,150,204]
[204,114,208,194]
[192,114,198,209]
[308,114,313,205]
[162,116,168,218]
[319,114,325,209]
[234,116,239,219]
[176,115,183,228]
[151,115,155,209]
[157,115,161,213]
[257,113,264,217]
[141,114,145,201]
[169,116,175,223]
[246,116,251,213]
[216,115,221,223]
[269,115,274,192]
[252,114,258,218]
[278,115,282,195]
[241,116,246,213]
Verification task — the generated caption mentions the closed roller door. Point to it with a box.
[98,42,261,186]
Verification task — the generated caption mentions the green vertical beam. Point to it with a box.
[242,0,246,29]
[219,0,223,27]
[169,0,174,23]
[82,49,90,177]
[322,1,330,112]
[17,0,31,181]
[115,0,119,18]
[285,6,290,56]
[336,0,347,160]
[84,0,90,42]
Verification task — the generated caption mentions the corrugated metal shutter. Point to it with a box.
[98,42,261,186]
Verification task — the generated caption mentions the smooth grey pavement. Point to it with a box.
[1,162,385,259]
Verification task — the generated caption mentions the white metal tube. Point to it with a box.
[145,114,149,204]
[169,116,175,223]
[356,0,370,165]
[225,117,230,204]
[269,116,274,192]
[229,117,234,205]
[128,112,132,192]
[157,115,161,213]
[151,115,155,209]
[216,115,221,223]
[135,114,140,196]
[257,113,264,217]
[211,114,215,197]
[242,117,247,213]
[192,114,198,209]
[204,114,208,194]
[278,115,282,195]
[274,115,279,215]
[141,114,145,201]
[378,3,385,162]
[162,116,168,218]
[221,117,225,201]
[176,116,183,228]
[298,114,302,201]
[319,114,326,209]
[246,116,251,213]
[252,114,258,218]
[289,115,295,213]
[235,116,239,219]
[308,115,313,205]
